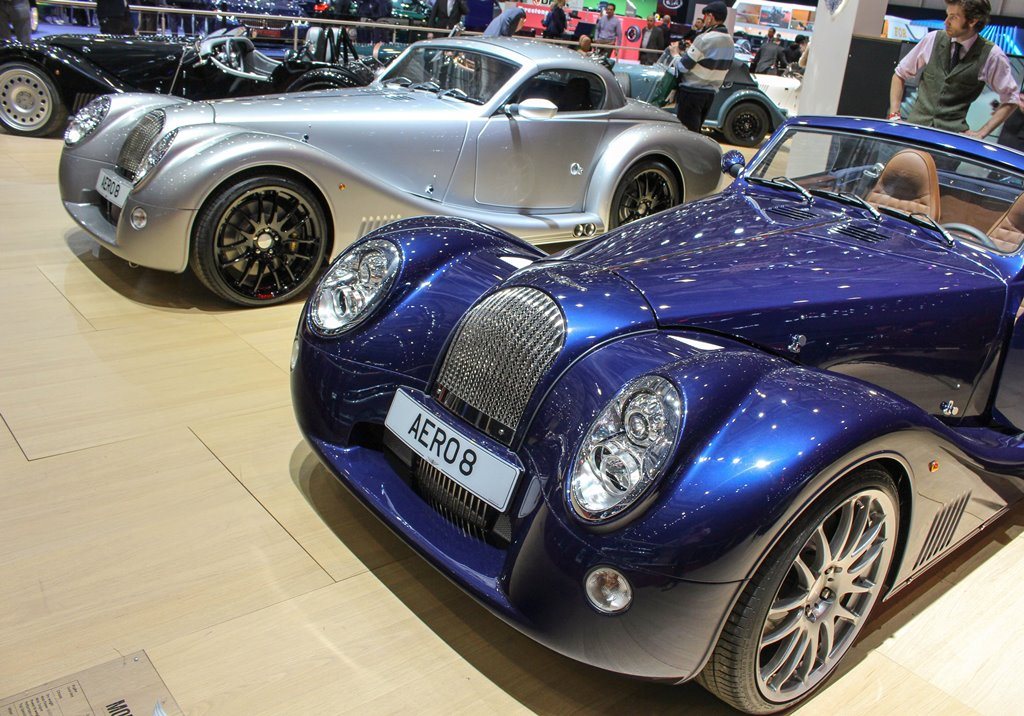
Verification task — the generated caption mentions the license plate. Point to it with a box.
[384,389,521,512]
[95,168,132,208]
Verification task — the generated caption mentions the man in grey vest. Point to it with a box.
[888,0,1019,138]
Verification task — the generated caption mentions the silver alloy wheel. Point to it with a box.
[0,66,53,132]
[756,487,897,702]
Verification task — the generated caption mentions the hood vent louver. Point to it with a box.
[830,223,886,244]
[768,204,818,222]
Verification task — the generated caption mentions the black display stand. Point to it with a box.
[837,35,912,118]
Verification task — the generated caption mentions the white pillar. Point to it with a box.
[798,0,889,116]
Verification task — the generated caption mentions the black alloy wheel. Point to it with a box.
[609,160,680,229]
[191,175,329,307]
[722,102,771,147]
[697,466,899,713]
[0,62,67,137]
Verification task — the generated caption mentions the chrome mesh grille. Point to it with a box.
[436,287,565,438]
[415,458,492,540]
[117,110,165,181]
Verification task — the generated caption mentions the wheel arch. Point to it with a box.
[191,163,337,260]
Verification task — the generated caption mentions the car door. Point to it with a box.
[474,69,611,211]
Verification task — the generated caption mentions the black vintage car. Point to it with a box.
[0,27,379,137]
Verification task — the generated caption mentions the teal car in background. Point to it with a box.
[612,50,788,146]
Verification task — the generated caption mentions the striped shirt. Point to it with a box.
[673,24,735,93]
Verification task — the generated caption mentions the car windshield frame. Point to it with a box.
[378,45,522,106]
[746,126,1024,254]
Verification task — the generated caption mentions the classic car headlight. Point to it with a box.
[133,128,178,184]
[569,375,682,521]
[64,96,111,146]
[309,239,401,336]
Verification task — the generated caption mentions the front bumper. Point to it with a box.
[59,151,194,273]
[292,338,741,681]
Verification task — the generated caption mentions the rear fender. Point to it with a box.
[586,124,721,222]
[710,89,786,130]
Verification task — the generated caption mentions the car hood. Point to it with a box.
[206,86,471,198]
[558,187,1008,415]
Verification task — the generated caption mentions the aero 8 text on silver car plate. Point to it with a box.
[96,168,131,208]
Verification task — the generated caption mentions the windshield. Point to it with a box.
[749,128,1024,253]
[378,46,520,105]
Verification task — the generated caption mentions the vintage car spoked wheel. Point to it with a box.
[610,160,680,229]
[698,467,898,713]
[0,63,67,137]
[722,102,770,148]
[191,175,329,306]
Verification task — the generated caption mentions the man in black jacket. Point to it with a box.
[639,15,667,65]
[96,0,133,34]
[429,0,468,30]
[0,0,32,43]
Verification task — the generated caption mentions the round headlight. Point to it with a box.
[569,375,682,521]
[309,239,401,335]
[134,128,178,184]
[64,95,111,146]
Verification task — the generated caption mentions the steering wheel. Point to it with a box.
[941,222,998,250]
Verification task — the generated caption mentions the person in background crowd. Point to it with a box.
[888,0,1018,138]
[639,14,668,65]
[577,34,594,55]
[752,34,786,74]
[785,34,808,65]
[428,0,467,30]
[594,2,622,56]
[669,1,734,132]
[483,6,525,37]
[96,0,133,33]
[681,16,702,45]
[137,0,166,34]
[0,0,32,43]
[542,0,567,40]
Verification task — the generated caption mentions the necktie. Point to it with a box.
[950,42,962,71]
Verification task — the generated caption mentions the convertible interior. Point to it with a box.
[198,29,280,81]
[764,132,1024,254]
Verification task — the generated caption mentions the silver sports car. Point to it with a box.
[58,37,723,306]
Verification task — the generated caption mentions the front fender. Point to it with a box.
[0,42,130,108]
[528,329,931,585]
[293,218,544,444]
[586,124,721,222]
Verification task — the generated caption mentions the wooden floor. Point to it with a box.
[1,134,1021,715]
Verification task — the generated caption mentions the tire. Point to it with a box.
[190,174,330,307]
[697,466,899,713]
[721,101,771,147]
[609,159,680,230]
[0,62,67,137]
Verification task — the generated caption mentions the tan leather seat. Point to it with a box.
[987,192,1024,253]
[865,149,942,220]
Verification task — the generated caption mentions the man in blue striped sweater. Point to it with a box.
[669,2,735,132]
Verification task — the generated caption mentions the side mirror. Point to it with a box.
[506,97,558,120]
[721,149,746,177]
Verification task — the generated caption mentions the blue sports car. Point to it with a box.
[290,115,1024,712]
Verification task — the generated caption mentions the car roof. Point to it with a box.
[781,116,1024,175]
[409,36,626,105]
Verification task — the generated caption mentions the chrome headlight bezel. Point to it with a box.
[308,239,402,336]
[133,127,178,184]
[568,374,683,522]
[64,95,111,146]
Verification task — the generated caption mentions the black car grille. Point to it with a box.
[116,110,165,181]
[434,287,565,445]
